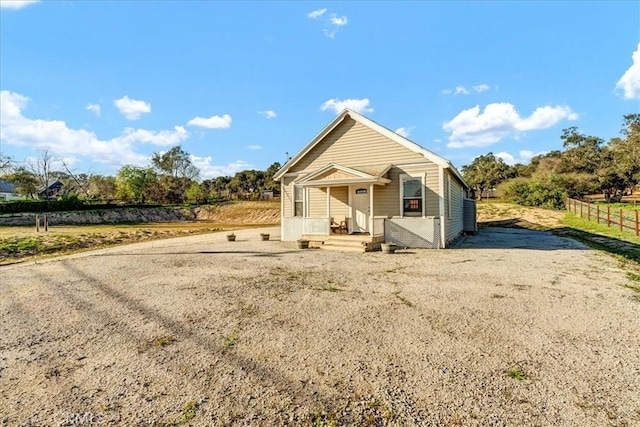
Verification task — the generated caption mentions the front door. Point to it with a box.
[352,187,370,233]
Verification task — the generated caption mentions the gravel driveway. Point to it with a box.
[1,226,639,426]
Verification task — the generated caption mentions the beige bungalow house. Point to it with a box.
[273,109,476,250]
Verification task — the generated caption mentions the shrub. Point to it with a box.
[498,177,567,210]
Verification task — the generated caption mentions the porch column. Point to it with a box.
[438,165,445,248]
[327,186,331,218]
[369,184,374,235]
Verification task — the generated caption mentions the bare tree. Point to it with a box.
[27,149,54,198]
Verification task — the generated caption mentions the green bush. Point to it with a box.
[498,177,567,210]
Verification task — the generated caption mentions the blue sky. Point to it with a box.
[1,0,638,179]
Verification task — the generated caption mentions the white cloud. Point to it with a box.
[395,126,415,138]
[86,103,101,116]
[616,43,640,100]
[323,16,348,38]
[495,150,548,165]
[443,84,490,96]
[443,102,578,148]
[320,98,373,114]
[307,8,326,19]
[0,90,188,168]
[190,155,251,179]
[114,126,189,147]
[247,145,262,150]
[330,14,348,26]
[309,9,348,38]
[454,86,470,95]
[0,0,39,9]
[114,96,151,120]
[187,114,232,129]
[258,110,277,119]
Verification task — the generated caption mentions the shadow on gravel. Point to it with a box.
[468,219,640,264]
[94,250,302,258]
[552,227,640,264]
[35,261,336,419]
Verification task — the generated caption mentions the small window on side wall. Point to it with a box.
[294,185,304,217]
[402,178,423,217]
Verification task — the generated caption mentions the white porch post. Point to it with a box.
[327,186,331,218]
[438,165,445,248]
[369,184,374,234]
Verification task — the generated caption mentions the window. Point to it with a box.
[402,177,423,217]
[294,185,304,217]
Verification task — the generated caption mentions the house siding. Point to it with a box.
[308,187,326,217]
[445,171,465,242]
[282,176,296,218]
[290,117,426,173]
[328,187,349,221]
[373,163,439,217]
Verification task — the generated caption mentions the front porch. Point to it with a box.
[282,216,441,250]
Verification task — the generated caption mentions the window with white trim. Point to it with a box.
[294,185,304,217]
[401,176,423,217]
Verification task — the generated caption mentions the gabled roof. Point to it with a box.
[0,180,16,193]
[273,109,468,189]
[296,163,392,187]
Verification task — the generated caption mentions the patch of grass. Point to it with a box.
[506,366,527,380]
[315,285,344,292]
[626,272,640,282]
[311,412,338,427]
[392,291,414,307]
[179,401,198,424]
[557,214,640,264]
[151,335,176,348]
[222,329,238,352]
[622,275,640,301]
[385,265,405,273]
[491,293,506,299]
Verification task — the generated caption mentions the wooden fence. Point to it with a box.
[566,198,640,236]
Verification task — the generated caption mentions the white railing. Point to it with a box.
[372,217,385,237]
[302,217,329,235]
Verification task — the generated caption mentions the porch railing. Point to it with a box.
[302,217,329,235]
[372,217,385,237]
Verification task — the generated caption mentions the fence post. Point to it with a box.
[607,206,611,227]
[35,214,40,232]
[620,209,623,231]
[597,205,600,224]
[636,211,639,237]
[587,201,590,221]
[44,215,48,232]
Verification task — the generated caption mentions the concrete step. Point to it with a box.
[318,242,367,253]
[318,237,369,253]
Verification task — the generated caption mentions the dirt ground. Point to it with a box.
[1,226,639,426]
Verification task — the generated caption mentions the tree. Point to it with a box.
[461,153,511,199]
[264,162,282,191]
[202,176,231,199]
[150,146,200,203]
[559,127,604,175]
[185,181,209,204]
[88,175,117,201]
[151,146,199,180]
[27,149,55,198]
[598,114,640,201]
[0,153,12,174]
[3,167,39,197]
[115,165,158,203]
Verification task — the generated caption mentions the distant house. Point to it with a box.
[38,179,64,199]
[274,109,476,250]
[0,180,25,201]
